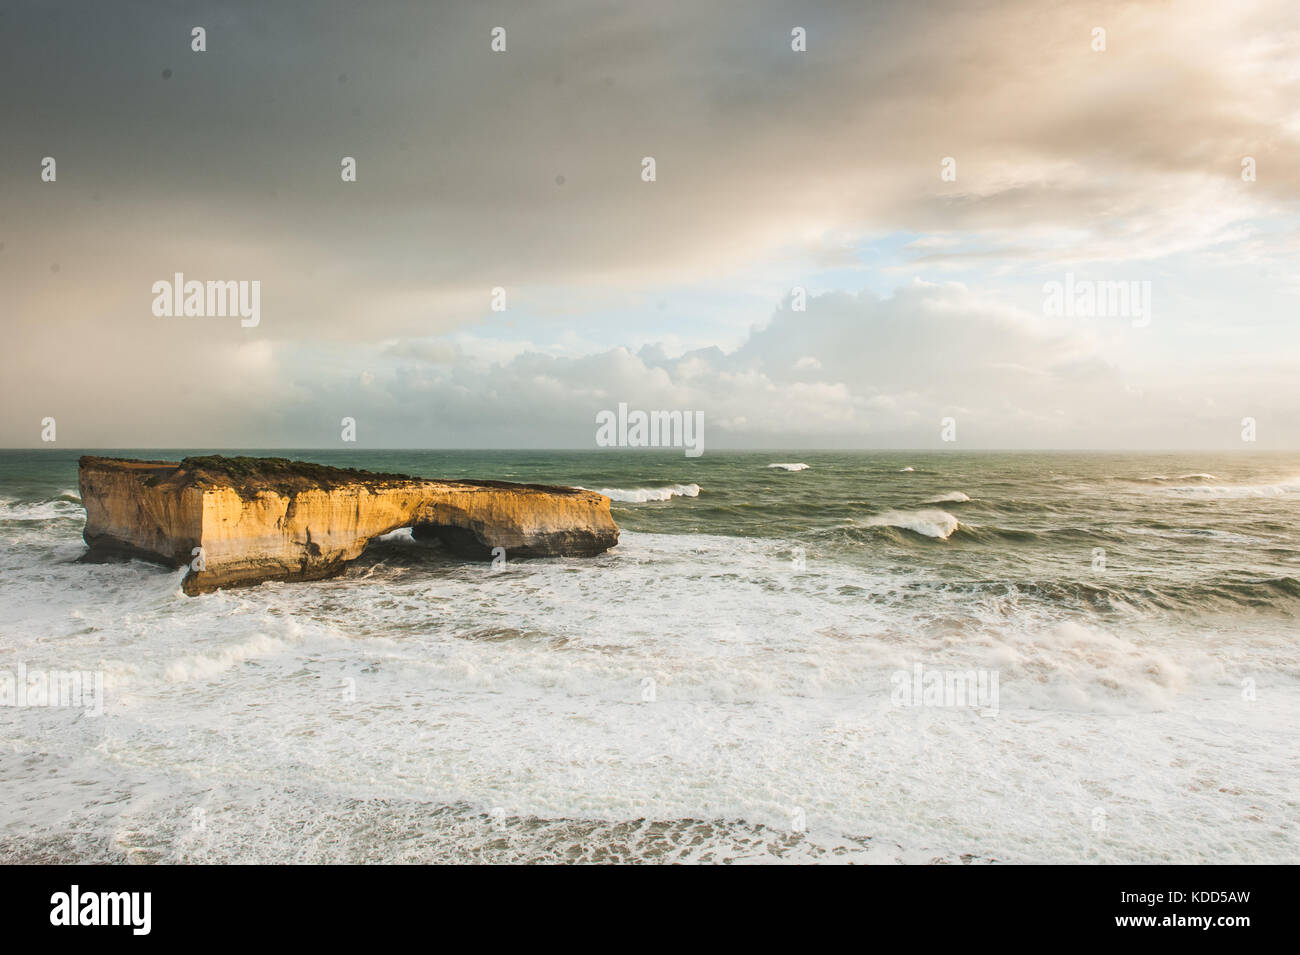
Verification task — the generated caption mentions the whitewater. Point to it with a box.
[0,449,1297,863]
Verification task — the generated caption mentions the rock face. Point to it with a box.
[79,455,619,594]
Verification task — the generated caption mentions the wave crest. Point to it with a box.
[922,491,971,504]
[0,496,85,521]
[863,509,960,539]
[587,483,701,504]
[1162,481,1300,499]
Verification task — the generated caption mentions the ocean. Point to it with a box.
[1,449,1297,863]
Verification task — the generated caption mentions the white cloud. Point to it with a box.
[242,283,1299,449]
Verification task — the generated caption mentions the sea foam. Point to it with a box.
[585,483,701,503]
[3,453,1299,866]
[1159,480,1300,499]
[863,508,960,539]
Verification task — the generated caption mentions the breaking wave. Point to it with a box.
[861,508,960,539]
[586,484,702,504]
[922,491,971,504]
[0,495,85,521]
[1160,480,1300,499]
[768,463,810,471]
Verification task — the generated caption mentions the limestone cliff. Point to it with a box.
[79,455,619,594]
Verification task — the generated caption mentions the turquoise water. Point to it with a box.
[0,449,1297,862]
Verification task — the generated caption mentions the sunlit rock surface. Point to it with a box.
[79,455,618,594]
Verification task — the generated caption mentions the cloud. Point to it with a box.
[2,0,1298,447]
[203,283,1295,449]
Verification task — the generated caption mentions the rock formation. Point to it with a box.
[79,455,619,594]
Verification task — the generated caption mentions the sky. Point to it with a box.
[2,0,1298,449]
